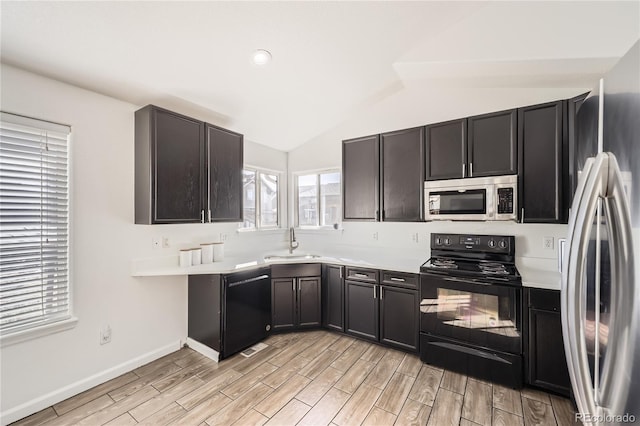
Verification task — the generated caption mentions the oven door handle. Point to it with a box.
[442,276,491,286]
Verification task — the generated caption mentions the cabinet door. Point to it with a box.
[342,135,380,221]
[518,101,566,223]
[152,108,205,223]
[528,308,571,396]
[468,109,517,177]
[425,119,466,180]
[323,265,344,332]
[206,124,243,222]
[298,277,321,328]
[381,127,424,221]
[345,280,378,341]
[380,286,419,352]
[271,278,296,331]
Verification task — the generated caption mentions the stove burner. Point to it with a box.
[478,262,509,275]
[430,259,458,269]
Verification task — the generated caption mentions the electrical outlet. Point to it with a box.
[152,237,161,250]
[219,233,228,242]
[543,236,554,250]
[373,232,379,241]
[162,237,170,248]
[100,325,112,345]
[412,233,419,243]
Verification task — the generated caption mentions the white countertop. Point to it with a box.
[516,257,562,291]
[133,249,562,291]
[131,249,426,277]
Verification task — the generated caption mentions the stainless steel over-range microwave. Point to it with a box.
[424,175,517,221]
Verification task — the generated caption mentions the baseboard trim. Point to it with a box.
[186,337,219,362]
[1,341,181,426]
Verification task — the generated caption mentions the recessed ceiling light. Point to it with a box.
[252,49,272,66]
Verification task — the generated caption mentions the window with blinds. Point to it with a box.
[0,112,71,335]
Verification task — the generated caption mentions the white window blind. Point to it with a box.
[0,112,71,335]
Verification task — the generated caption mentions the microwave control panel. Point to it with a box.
[497,187,514,214]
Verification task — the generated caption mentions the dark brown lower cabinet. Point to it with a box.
[298,277,322,327]
[271,264,321,331]
[526,288,571,396]
[345,271,419,352]
[380,285,419,351]
[322,264,344,332]
[345,280,379,341]
[272,278,296,331]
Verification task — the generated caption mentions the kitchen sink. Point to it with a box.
[264,254,322,261]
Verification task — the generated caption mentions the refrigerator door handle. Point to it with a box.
[597,153,635,414]
[563,152,609,420]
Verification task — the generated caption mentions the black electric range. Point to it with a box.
[419,233,523,388]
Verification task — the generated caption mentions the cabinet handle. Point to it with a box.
[469,162,473,177]
[390,277,405,282]
[382,210,385,220]
[201,210,205,223]
[373,285,377,299]
[462,163,466,177]
[375,210,380,221]
[208,209,212,223]
[521,208,525,223]
[354,273,368,278]
[379,286,383,299]
[339,268,343,279]
[293,281,296,292]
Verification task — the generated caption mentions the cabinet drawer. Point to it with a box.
[345,267,379,283]
[380,270,418,289]
[271,263,321,278]
[528,288,560,311]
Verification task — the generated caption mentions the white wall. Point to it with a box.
[0,64,287,424]
[288,86,586,267]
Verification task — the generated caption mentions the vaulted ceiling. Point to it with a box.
[1,1,639,151]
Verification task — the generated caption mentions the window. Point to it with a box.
[296,171,341,228]
[0,112,71,335]
[241,168,279,229]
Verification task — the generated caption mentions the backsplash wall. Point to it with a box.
[296,221,567,262]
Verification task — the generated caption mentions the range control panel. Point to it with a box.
[431,233,515,255]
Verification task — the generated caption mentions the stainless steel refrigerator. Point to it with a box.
[562,40,639,425]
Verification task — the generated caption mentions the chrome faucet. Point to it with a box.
[289,227,299,254]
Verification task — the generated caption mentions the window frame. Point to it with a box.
[0,112,77,346]
[294,169,341,229]
[240,166,281,231]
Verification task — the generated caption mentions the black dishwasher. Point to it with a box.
[223,268,271,358]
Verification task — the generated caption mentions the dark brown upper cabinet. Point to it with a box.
[342,135,380,221]
[135,105,243,224]
[518,100,566,223]
[467,109,518,177]
[135,106,205,224]
[425,119,466,180]
[380,127,425,221]
[206,124,243,222]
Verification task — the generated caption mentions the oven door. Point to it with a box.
[420,273,522,355]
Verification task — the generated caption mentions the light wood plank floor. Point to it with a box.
[12,330,580,426]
